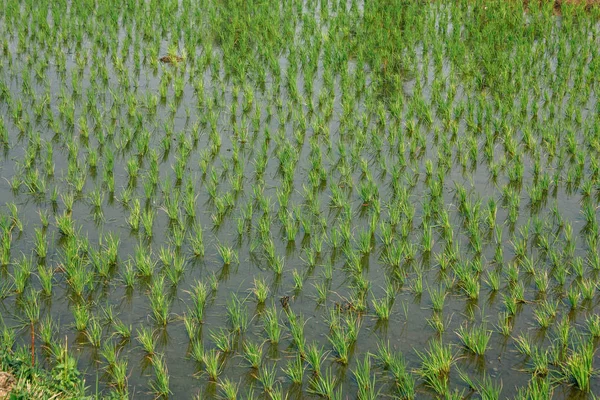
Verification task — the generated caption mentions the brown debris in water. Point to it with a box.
[159,55,184,64]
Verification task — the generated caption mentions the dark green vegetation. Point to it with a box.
[0,0,599,398]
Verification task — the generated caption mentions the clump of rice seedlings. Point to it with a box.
[283,353,304,384]
[586,314,600,338]
[371,295,392,320]
[561,337,595,392]
[287,310,306,356]
[114,319,132,340]
[263,306,281,344]
[37,263,53,296]
[308,367,338,399]
[217,242,238,265]
[33,228,47,258]
[427,284,447,311]
[203,349,222,381]
[496,312,513,337]
[252,278,269,303]
[211,328,233,353]
[305,342,327,376]
[227,293,248,333]
[458,369,502,400]
[258,362,278,394]
[415,339,454,395]
[292,269,303,291]
[218,378,239,400]
[149,276,171,326]
[188,280,208,323]
[189,223,205,257]
[456,323,491,355]
[136,326,156,356]
[354,354,378,400]
[84,317,102,347]
[150,354,171,398]
[72,303,90,331]
[376,342,415,399]
[243,341,263,369]
[514,377,553,399]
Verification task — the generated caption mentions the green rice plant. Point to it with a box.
[263,306,281,344]
[183,313,198,340]
[456,323,491,355]
[314,281,328,303]
[190,223,205,257]
[203,349,223,381]
[141,207,155,238]
[38,314,57,345]
[114,319,132,340]
[514,330,535,356]
[121,261,136,288]
[55,211,75,237]
[305,342,327,375]
[458,369,502,400]
[427,284,447,311]
[227,293,248,333]
[514,377,553,399]
[217,242,238,265]
[252,278,269,303]
[308,367,336,399]
[328,328,350,365]
[372,296,392,320]
[72,303,90,331]
[33,228,47,258]
[150,354,171,398]
[287,311,306,355]
[259,362,278,394]
[376,342,415,399]
[586,314,600,338]
[562,338,594,392]
[127,198,141,231]
[37,263,53,296]
[136,326,156,355]
[218,378,239,400]
[354,354,378,400]
[21,289,40,326]
[210,328,233,353]
[427,312,447,334]
[292,269,303,291]
[85,317,102,347]
[415,339,454,395]
[496,312,513,337]
[149,276,171,326]
[243,341,263,369]
[484,269,501,292]
[188,280,208,323]
[566,285,581,310]
[283,353,304,385]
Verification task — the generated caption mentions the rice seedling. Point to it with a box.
[562,337,595,392]
[456,323,492,356]
[218,378,239,400]
[263,306,281,345]
[258,362,278,394]
[227,293,248,333]
[243,341,263,369]
[150,354,171,398]
[415,339,454,395]
[308,367,337,399]
[283,353,305,385]
[203,349,222,381]
[252,277,269,303]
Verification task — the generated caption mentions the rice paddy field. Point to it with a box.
[0,0,599,398]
